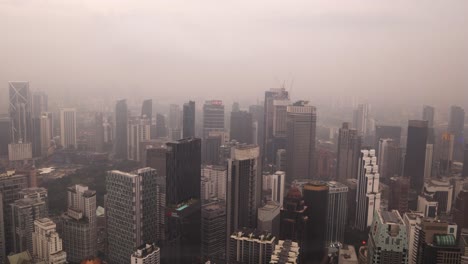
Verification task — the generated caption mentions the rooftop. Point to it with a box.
[380,210,403,225]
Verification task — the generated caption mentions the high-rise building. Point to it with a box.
[275,149,286,172]
[201,165,227,201]
[418,179,453,215]
[388,176,410,215]
[106,168,158,264]
[226,145,261,240]
[424,234,462,264]
[32,218,67,264]
[404,120,428,193]
[32,91,48,118]
[422,105,435,128]
[249,105,264,152]
[270,240,300,264]
[229,228,276,264]
[60,185,97,263]
[39,112,53,156]
[375,125,401,152]
[257,202,281,237]
[285,101,317,182]
[264,88,289,163]
[403,212,424,264]
[453,189,468,231]
[0,117,10,156]
[145,146,167,175]
[141,99,153,120]
[463,144,468,178]
[0,171,28,259]
[18,187,48,205]
[203,133,222,165]
[131,243,160,264]
[279,187,308,261]
[9,81,32,144]
[168,104,182,140]
[203,100,225,138]
[424,144,434,180]
[439,132,455,176]
[165,138,201,264]
[201,200,226,263]
[230,110,253,144]
[368,210,408,264]
[337,123,361,183]
[59,108,77,149]
[155,113,167,138]
[115,99,128,159]
[353,104,370,137]
[183,101,195,138]
[10,198,47,253]
[265,171,285,207]
[448,105,465,161]
[94,113,105,153]
[355,149,381,231]
[303,181,329,262]
[378,138,402,180]
[461,230,468,264]
[127,117,151,162]
[326,181,348,249]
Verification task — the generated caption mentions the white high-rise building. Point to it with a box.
[32,218,67,264]
[264,171,285,207]
[131,243,160,264]
[403,212,424,264]
[60,108,76,149]
[355,149,381,231]
[353,104,370,136]
[127,118,151,162]
[424,144,433,179]
[201,165,227,201]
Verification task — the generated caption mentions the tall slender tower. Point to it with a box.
[264,88,289,163]
[226,145,261,251]
[60,108,77,149]
[115,99,128,159]
[39,112,53,156]
[286,101,317,182]
[165,138,202,264]
[183,101,195,138]
[106,168,158,264]
[8,81,32,144]
[326,181,348,249]
[355,149,381,231]
[448,105,465,161]
[422,105,435,128]
[203,100,225,138]
[404,120,428,192]
[230,111,253,144]
[353,104,370,136]
[337,122,361,182]
[141,99,153,120]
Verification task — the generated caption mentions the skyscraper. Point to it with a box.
[337,122,361,183]
[326,181,348,249]
[404,120,428,192]
[31,91,48,118]
[9,81,32,144]
[353,104,370,136]
[127,117,151,161]
[463,144,468,178]
[141,99,153,120]
[203,100,225,138]
[39,112,53,156]
[303,181,329,262]
[388,176,410,215]
[0,171,28,259]
[448,105,465,161]
[106,168,158,264]
[226,145,261,246]
[155,113,167,138]
[60,185,97,263]
[183,101,195,138]
[422,105,435,128]
[168,104,182,140]
[378,138,402,180]
[201,200,226,263]
[228,228,276,264]
[453,189,468,230]
[165,138,201,264]
[368,210,408,264]
[285,101,317,182]
[230,110,253,144]
[374,125,401,152]
[10,198,47,253]
[32,218,67,264]
[115,99,128,159]
[0,117,10,156]
[249,104,264,151]
[60,108,77,149]
[439,132,455,176]
[424,144,434,180]
[355,149,381,231]
[264,88,289,163]
[201,165,227,201]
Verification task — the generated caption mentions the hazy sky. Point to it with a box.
[1,0,468,107]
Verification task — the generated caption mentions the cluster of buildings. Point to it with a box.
[0,84,468,264]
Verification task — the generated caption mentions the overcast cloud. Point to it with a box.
[1,0,467,108]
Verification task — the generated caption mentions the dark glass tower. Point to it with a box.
[336,122,361,182]
[141,99,152,120]
[463,144,468,178]
[155,113,167,138]
[403,120,428,192]
[183,101,195,138]
[264,88,289,163]
[303,181,328,262]
[448,105,465,161]
[374,125,401,151]
[114,99,128,159]
[230,111,253,144]
[165,138,202,264]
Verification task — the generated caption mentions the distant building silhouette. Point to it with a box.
[448,105,465,161]
[336,122,361,183]
[264,88,289,163]
[203,100,225,138]
[183,101,195,138]
[230,110,253,144]
[404,120,428,193]
[114,99,128,159]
